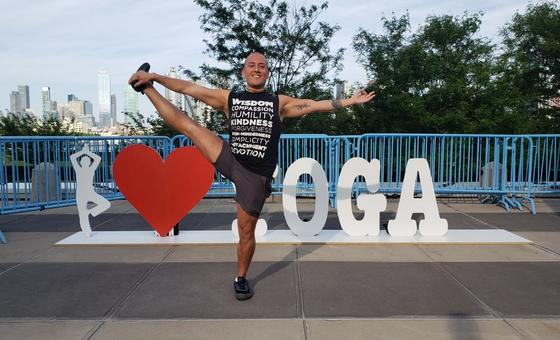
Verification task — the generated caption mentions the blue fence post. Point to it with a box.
[0,229,6,244]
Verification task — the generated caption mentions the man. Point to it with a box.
[129,52,375,300]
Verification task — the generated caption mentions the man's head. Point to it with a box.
[242,52,269,92]
[80,156,92,168]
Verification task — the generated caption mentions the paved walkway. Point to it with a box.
[0,197,559,339]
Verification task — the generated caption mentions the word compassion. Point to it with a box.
[282,158,448,237]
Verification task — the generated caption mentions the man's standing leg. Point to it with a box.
[234,203,258,300]
[236,204,258,276]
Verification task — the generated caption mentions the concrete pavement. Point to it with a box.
[0,197,559,339]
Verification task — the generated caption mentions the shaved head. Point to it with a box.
[242,52,269,92]
[244,52,268,69]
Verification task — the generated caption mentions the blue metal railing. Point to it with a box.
[1,134,558,216]
[0,136,170,214]
[352,134,537,212]
[529,135,560,195]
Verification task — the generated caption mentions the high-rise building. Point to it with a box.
[99,112,111,128]
[67,94,78,102]
[110,94,117,125]
[165,67,186,111]
[335,81,347,100]
[98,70,111,125]
[10,91,21,114]
[41,87,52,118]
[123,85,139,125]
[184,79,211,121]
[84,100,93,116]
[51,101,58,115]
[18,85,30,110]
[68,100,85,117]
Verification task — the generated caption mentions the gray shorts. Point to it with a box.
[213,141,272,217]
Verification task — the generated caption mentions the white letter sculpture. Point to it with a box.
[71,144,111,237]
[387,158,448,237]
[337,158,387,236]
[282,158,329,236]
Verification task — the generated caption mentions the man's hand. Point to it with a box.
[128,71,154,90]
[350,89,376,105]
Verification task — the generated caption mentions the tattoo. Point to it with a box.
[295,103,310,110]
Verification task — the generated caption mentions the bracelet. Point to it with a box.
[331,99,342,110]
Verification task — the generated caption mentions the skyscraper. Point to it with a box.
[110,94,117,126]
[9,91,21,114]
[184,79,211,121]
[41,87,52,118]
[123,85,139,125]
[67,94,78,102]
[18,85,30,110]
[84,100,93,116]
[165,67,186,111]
[68,100,85,117]
[98,70,111,125]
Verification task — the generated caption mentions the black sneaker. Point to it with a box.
[233,276,253,300]
[132,62,151,94]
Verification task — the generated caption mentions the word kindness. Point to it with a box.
[281,158,448,237]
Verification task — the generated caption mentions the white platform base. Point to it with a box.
[56,229,531,246]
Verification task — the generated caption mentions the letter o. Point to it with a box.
[282,158,329,236]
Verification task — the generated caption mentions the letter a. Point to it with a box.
[387,158,448,237]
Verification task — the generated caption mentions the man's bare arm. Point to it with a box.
[280,89,376,119]
[129,71,230,115]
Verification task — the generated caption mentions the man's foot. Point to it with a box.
[132,62,151,94]
[234,276,253,300]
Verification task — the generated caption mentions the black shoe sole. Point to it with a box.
[235,291,253,301]
[132,62,151,94]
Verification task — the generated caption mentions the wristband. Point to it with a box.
[331,99,342,110]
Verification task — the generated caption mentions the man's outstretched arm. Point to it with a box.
[279,89,376,120]
[129,71,230,115]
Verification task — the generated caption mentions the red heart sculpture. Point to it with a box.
[113,144,214,236]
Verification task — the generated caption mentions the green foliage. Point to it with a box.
[189,0,344,134]
[353,12,498,133]
[200,107,228,134]
[498,1,560,132]
[192,0,343,97]
[0,113,82,136]
[123,111,186,137]
[122,111,149,135]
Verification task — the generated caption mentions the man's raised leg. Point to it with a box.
[143,85,223,163]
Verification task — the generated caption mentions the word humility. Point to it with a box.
[281,158,448,237]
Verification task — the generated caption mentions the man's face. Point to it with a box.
[242,53,269,90]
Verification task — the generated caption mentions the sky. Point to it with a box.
[0,0,533,122]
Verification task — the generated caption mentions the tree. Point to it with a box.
[123,111,185,137]
[189,0,344,133]
[123,111,149,135]
[353,13,497,133]
[497,1,560,132]
[0,113,36,136]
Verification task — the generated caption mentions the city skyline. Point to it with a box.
[1,0,532,119]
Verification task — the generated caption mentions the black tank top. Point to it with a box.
[227,90,282,178]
